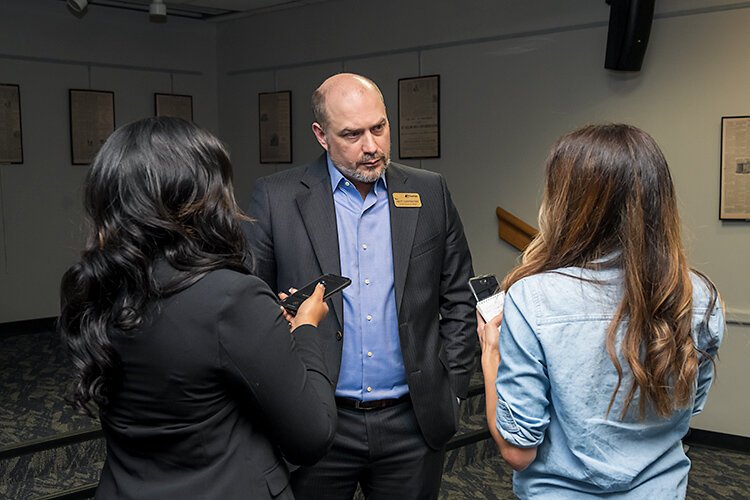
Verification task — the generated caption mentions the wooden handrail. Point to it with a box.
[496,207,538,252]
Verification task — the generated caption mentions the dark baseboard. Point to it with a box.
[37,483,97,500]
[685,428,750,454]
[0,427,103,461]
[447,429,490,450]
[0,316,57,337]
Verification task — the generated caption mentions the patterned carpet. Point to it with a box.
[0,331,98,448]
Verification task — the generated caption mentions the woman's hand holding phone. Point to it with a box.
[279,283,329,331]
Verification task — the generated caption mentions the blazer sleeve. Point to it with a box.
[217,274,337,465]
[244,177,278,293]
[437,174,478,399]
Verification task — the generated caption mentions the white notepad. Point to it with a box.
[476,291,505,322]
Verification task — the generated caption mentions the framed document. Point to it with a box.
[69,89,115,165]
[398,75,440,159]
[258,91,292,164]
[0,83,23,164]
[155,93,193,122]
[720,116,750,220]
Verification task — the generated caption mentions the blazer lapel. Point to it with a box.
[296,155,344,327]
[387,164,419,315]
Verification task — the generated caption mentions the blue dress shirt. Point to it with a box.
[327,157,408,401]
[496,266,724,499]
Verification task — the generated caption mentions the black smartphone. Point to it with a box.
[468,274,499,302]
[280,274,352,313]
[469,274,505,321]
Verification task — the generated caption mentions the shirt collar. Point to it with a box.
[326,153,387,194]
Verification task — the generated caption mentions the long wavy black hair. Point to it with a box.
[59,117,249,416]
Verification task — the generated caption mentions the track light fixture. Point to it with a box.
[67,0,88,16]
[149,0,167,23]
[65,0,171,23]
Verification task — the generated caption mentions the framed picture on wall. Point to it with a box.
[720,116,750,220]
[155,93,193,122]
[0,83,23,164]
[258,90,292,163]
[398,74,440,159]
[69,89,115,165]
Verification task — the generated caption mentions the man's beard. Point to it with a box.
[336,152,390,183]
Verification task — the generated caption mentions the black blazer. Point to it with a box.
[245,155,477,450]
[95,264,337,499]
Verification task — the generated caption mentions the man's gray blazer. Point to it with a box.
[244,153,477,450]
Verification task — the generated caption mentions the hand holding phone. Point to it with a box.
[469,274,505,321]
[280,274,352,313]
[288,282,329,330]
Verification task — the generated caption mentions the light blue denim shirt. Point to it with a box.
[496,266,724,499]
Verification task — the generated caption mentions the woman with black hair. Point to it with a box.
[59,117,337,499]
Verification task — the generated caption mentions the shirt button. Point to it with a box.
[345,181,350,186]
[364,279,371,285]
[366,315,372,321]
[366,386,373,392]
[367,351,373,357]
[362,243,368,250]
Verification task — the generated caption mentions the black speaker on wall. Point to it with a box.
[605,0,655,71]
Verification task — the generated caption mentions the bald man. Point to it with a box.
[245,73,477,499]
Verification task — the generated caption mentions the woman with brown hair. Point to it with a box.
[479,124,724,498]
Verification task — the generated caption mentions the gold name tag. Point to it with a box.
[393,192,422,208]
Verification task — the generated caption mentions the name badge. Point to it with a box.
[393,192,422,208]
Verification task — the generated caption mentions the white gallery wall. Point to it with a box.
[216,0,750,437]
[0,0,218,322]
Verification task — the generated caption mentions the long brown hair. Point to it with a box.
[503,124,713,419]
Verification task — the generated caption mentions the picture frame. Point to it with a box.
[258,90,292,164]
[69,89,115,165]
[720,116,750,220]
[0,83,23,164]
[155,93,193,122]
[398,74,440,159]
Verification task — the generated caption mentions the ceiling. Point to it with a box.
[64,0,336,20]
